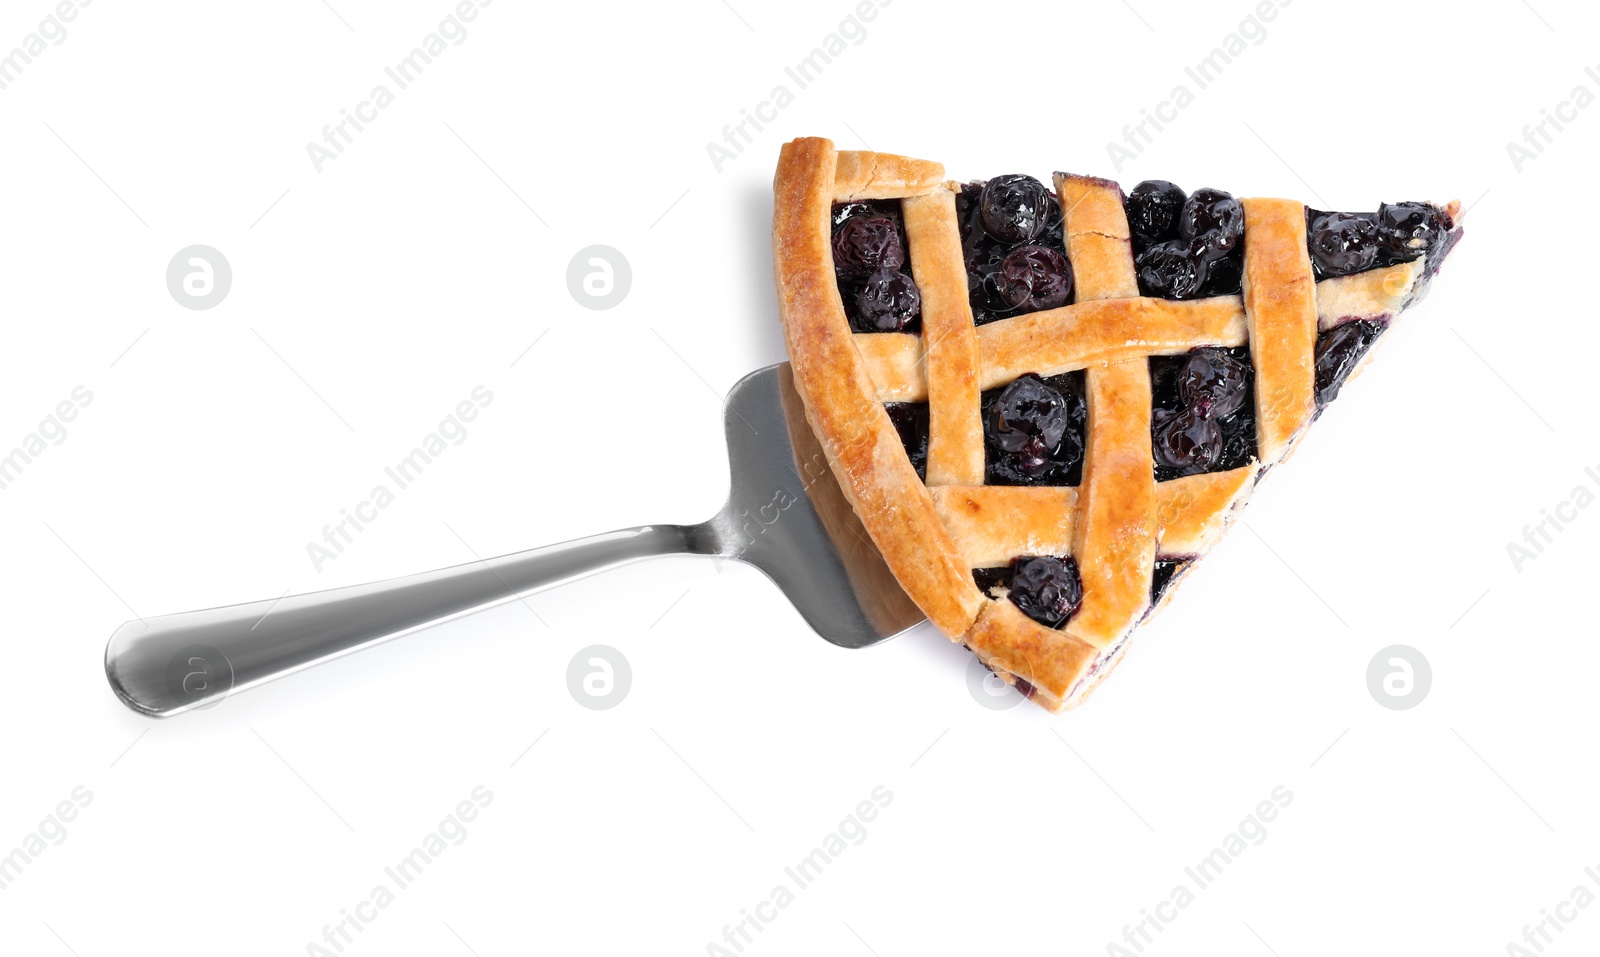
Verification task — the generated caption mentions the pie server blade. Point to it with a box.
[104,363,927,717]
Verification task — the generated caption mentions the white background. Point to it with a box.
[1,0,1595,954]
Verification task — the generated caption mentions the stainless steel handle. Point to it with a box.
[105,524,719,717]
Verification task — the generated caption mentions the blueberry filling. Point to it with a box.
[980,174,1053,244]
[1307,211,1379,277]
[1151,560,1188,604]
[831,200,922,333]
[1314,319,1385,408]
[970,566,1010,596]
[832,213,905,275]
[1177,346,1251,416]
[1377,201,1456,269]
[1129,182,1246,299]
[1304,202,1458,281]
[996,245,1072,312]
[1135,240,1206,300]
[1180,187,1245,256]
[956,177,1072,325]
[972,555,1085,629]
[982,371,1088,487]
[856,270,922,331]
[884,401,929,480]
[1148,347,1257,481]
[1127,180,1186,250]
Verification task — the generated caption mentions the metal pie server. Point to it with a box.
[104,363,926,717]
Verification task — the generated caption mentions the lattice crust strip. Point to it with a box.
[857,263,1421,403]
[931,469,1253,569]
[773,138,1440,712]
[903,190,983,486]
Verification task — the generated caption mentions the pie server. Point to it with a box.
[104,364,926,717]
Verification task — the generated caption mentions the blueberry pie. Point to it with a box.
[772,138,1461,712]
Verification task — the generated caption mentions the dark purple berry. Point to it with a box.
[980,174,1052,244]
[1151,560,1185,604]
[1152,404,1222,474]
[1148,347,1257,480]
[989,374,1070,476]
[1127,180,1187,249]
[1201,250,1243,295]
[1308,211,1379,277]
[884,401,929,479]
[855,269,921,332]
[1179,188,1245,254]
[1178,349,1251,417]
[1375,201,1448,263]
[833,215,905,276]
[1007,555,1083,628]
[995,245,1072,312]
[1136,240,1207,299]
[1314,319,1384,407]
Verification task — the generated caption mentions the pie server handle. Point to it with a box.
[104,524,716,717]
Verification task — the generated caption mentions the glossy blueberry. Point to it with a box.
[1178,348,1251,417]
[1136,240,1207,300]
[1127,180,1187,250]
[995,245,1073,312]
[1308,211,1380,278]
[1314,319,1384,407]
[832,215,906,276]
[1007,555,1083,628]
[1149,346,1257,480]
[1375,201,1448,262]
[1201,249,1243,295]
[1179,187,1245,256]
[855,269,922,332]
[980,174,1052,244]
[1151,403,1222,475]
[989,374,1070,476]
[983,372,1087,486]
[955,181,1067,325]
[1220,423,1254,468]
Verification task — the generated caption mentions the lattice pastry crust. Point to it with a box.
[772,137,1455,712]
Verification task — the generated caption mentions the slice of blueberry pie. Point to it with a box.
[772,138,1461,712]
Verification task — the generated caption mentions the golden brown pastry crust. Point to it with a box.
[854,333,924,401]
[774,138,1454,712]
[965,599,1098,713]
[975,295,1248,388]
[930,486,1079,568]
[1066,360,1157,652]
[1315,260,1420,330]
[931,475,1256,571]
[1153,467,1256,557]
[851,263,1436,407]
[904,189,984,486]
[773,139,983,637]
[1241,198,1318,463]
[833,150,946,201]
[1056,173,1140,299]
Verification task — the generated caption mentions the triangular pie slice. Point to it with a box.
[772,137,1462,712]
